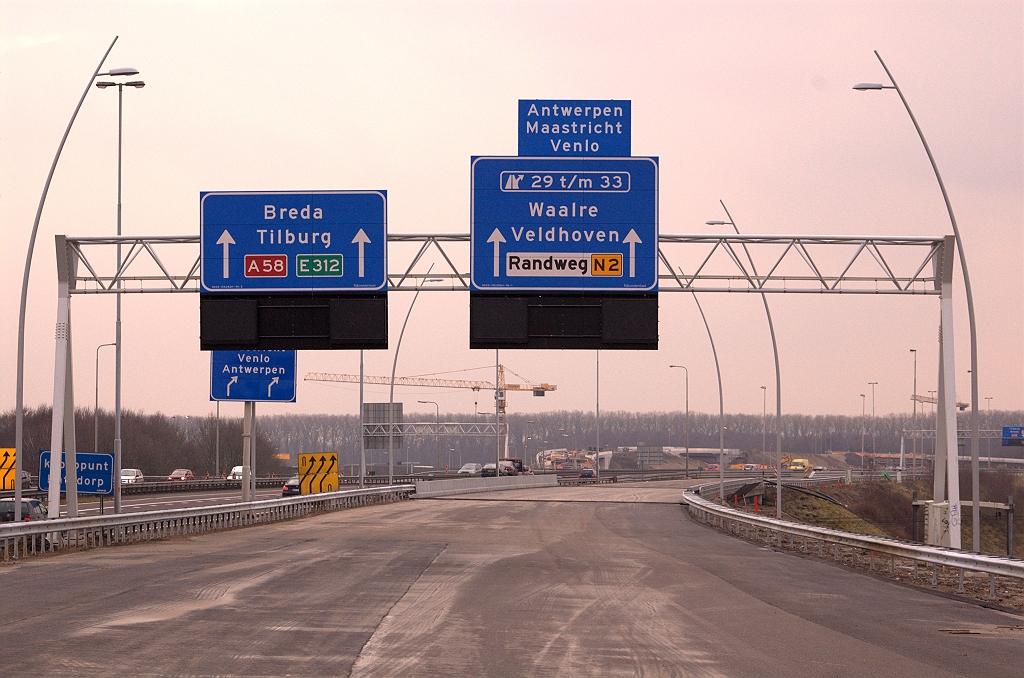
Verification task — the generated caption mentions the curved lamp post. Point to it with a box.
[14,37,123,521]
[707,201,784,517]
[855,50,980,550]
[669,365,689,477]
[387,270,440,484]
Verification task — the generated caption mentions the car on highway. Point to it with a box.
[120,468,145,485]
[705,464,719,472]
[0,498,49,522]
[578,469,596,482]
[457,463,482,476]
[167,468,196,482]
[227,465,243,480]
[481,461,517,477]
[282,477,301,496]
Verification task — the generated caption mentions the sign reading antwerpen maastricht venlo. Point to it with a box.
[518,100,631,157]
[211,350,296,402]
[470,156,658,292]
[200,191,386,292]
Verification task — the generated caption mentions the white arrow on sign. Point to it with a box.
[487,229,506,277]
[216,230,235,279]
[623,229,642,278]
[267,377,280,398]
[226,376,238,397]
[351,229,371,278]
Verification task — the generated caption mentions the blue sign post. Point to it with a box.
[1002,426,1024,447]
[200,191,387,293]
[470,157,658,292]
[519,100,631,157]
[38,452,114,495]
[211,350,297,402]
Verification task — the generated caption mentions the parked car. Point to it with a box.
[282,476,301,496]
[457,463,483,476]
[578,469,596,482]
[0,498,49,522]
[227,465,244,480]
[167,468,196,481]
[120,468,145,485]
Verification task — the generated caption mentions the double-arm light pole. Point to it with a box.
[855,50,980,548]
[95,73,144,514]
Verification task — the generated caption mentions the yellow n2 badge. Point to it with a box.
[590,253,622,276]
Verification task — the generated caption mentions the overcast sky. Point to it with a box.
[1,1,1021,425]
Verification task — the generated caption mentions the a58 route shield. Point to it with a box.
[470,157,658,292]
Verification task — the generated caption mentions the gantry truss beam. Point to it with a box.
[363,422,504,437]
[902,429,1003,440]
[59,232,947,295]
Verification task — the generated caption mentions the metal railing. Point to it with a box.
[0,485,412,562]
[685,480,1024,587]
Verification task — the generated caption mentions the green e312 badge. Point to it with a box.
[296,254,344,277]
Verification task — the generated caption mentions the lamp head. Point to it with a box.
[705,220,728,226]
[95,82,115,89]
[106,67,140,77]
[853,82,885,91]
[125,81,145,88]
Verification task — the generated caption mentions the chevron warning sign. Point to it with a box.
[298,452,339,494]
[0,448,15,490]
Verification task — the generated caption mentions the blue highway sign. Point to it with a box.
[39,451,114,495]
[519,100,630,157]
[1003,426,1024,447]
[470,157,658,292]
[200,191,387,292]
[211,350,296,402]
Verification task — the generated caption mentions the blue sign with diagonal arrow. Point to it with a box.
[211,350,296,402]
[470,157,658,292]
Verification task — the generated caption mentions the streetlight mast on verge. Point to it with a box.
[95,73,145,514]
[669,365,689,478]
[855,49,980,548]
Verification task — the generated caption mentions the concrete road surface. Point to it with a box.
[1,480,1020,677]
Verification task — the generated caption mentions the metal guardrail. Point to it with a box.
[0,485,413,562]
[684,480,1024,582]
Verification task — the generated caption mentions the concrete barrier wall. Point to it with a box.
[414,474,558,499]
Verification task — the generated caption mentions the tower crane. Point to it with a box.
[304,366,556,457]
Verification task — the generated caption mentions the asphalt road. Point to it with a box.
[1,480,1021,677]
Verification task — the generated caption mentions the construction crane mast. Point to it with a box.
[304,366,556,457]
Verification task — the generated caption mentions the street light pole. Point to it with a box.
[418,400,440,472]
[96,75,145,513]
[669,365,689,478]
[14,38,122,523]
[707,201,783,516]
[913,348,921,471]
[761,385,767,458]
[985,396,993,468]
[869,382,878,468]
[94,342,115,452]
[855,50,980,548]
[860,394,866,471]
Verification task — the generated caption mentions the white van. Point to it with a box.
[227,466,244,480]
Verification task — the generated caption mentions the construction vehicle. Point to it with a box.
[304,365,555,458]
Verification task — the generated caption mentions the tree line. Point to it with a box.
[0,406,286,478]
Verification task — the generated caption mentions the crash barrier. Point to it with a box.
[0,485,412,562]
[684,481,1024,599]
[414,474,558,499]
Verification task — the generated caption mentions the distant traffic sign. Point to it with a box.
[211,350,296,402]
[298,452,339,494]
[0,448,15,490]
[200,191,386,292]
[519,100,631,157]
[470,157,658,292]
[1003,426,1024,447]
[38,452,114,495]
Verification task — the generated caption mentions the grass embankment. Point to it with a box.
[758,471,1024,557]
